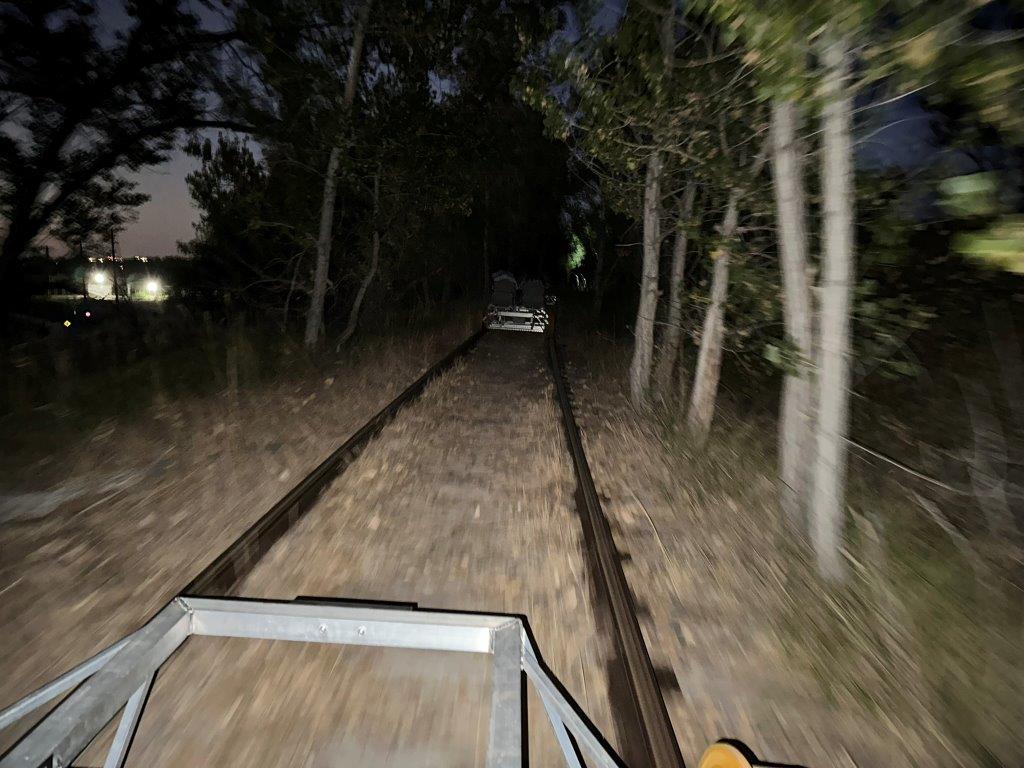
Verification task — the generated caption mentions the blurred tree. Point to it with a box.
[0,0,242,294]
[689,0,1024,579]
[524,1,769,416]
[186,0,567,338]
[52,175,148,261]
[180,135,282,309]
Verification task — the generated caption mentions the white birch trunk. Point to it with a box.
[771,99,816,530]
[686,189,739,442]
[652,183,696,399]
[629,151,663,408]
[810,38,855,581]
[302,1,372,349]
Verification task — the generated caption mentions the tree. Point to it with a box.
[810,36,856,580]
[305,0,372,348]
[684,147,768,443]
[524,2,762,409]
[338,162,380,345]
[52,175,148,261]
[189,0,567,336]
[689,0,1022,578]
[651,182,696,400]
[770,99,815,529]
[181,134,286,311]
[218,0,383,342]
[631,149,663,405]
[0,0,240,293]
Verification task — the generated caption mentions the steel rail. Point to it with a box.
[184,327,485,596]
[4,322,684,768]
[547,328,684,768]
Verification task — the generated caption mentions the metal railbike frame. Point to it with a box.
[0,597,624,768]
[484,306,548,333]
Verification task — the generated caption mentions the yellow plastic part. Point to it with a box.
[698,742,755,768]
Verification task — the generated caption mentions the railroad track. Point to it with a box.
[4,323,682,768]
[183,327,487,597]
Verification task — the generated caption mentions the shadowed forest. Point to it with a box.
[2,1,1024,766]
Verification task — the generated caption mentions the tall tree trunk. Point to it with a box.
[339,165,381,346]
[771,99,816,531]
[629,151,663,408]
[304,145,343,347]
[686,190,739,442]
[592,237,605,316]
[338,229,380,346]
[810,38,855,581]
[302,0,372,349]
[678,242,706,407]
[652,182,696,399]
[482,188,490,296]
[626,2,674,406]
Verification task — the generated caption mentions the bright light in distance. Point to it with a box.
[84,311,92,318]
[90,271,108,284]
[145,279,160,294]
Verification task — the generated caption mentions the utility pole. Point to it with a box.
[80,244,87,299]
[109,228,120,305]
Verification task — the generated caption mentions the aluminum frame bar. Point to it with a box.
[0,636,136,732]
[101,673,154,768]
[485,622,522,768]
[1,601,189,768]
[1,597,624,768]
[185,596,500,654]
[522,639,622,768]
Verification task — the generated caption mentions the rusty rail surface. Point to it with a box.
[547,329,684,768]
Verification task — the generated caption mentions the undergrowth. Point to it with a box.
[0,305,477,482]
[651,401,1023,766]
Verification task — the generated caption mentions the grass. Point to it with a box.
[683,416,1024,766]
[564,320,1022,766]
[798,477,1023,765]
[0,305,478,486]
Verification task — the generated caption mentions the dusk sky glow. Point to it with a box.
[92,0,229,257]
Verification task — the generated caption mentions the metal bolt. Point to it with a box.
[357,625,367,636]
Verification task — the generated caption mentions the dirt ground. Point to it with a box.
[0,318,474,745]
[560,333,930,767]
[2,329,618,767]
[118,332,614,767]
[6,317,984,768]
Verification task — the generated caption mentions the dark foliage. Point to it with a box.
[0,0,241,304]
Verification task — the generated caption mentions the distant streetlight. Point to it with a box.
[145,278,160,294]
[90,271,108,285]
